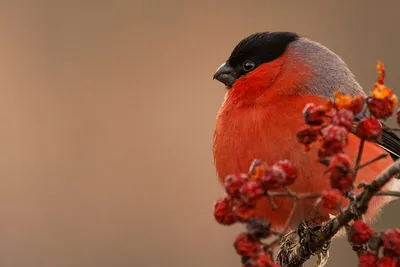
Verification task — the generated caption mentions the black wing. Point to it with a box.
[374,123,400,161]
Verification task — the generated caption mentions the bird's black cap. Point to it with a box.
[214,32,299,88]
[228,32,300,67]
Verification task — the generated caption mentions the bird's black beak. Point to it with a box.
[213,62,236,89]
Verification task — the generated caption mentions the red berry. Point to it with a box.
[368,97,395,119]
[319,190,342,210]
[356,118,382,141]
[274,159,298,186]
[328,153,353,193]
[383,248,398,258]
[329,170,353,193]
[382,228,400,256]
[234,233,262,257]
[296,127,320,151]
[260,165,287,190]
[350,95,365,114]
[233,201,256,222]
[224,173,247,198]
[359,252,377,267]
[303,103,326,125]
[376,256,397,267]
[240,180,264,205]
[331,109,355,132]
[249,252,276,267]
[320,125,348,156]
[213,196,236,225]
[329,153,352,169]
[348,220,373,245]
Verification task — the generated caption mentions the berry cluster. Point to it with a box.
[349,220,400,267]
[297,61,398,195]
[213,61,400,267]
[214,159,297,224]
[213,159,298,266]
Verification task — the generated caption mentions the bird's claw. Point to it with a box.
[276,230,301,266]
[315,249,330,267]
[276,221,332,266]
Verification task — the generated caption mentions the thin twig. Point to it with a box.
[299,193,321,200]
[267,192,320,200]
[268,192,290,198]
[284,186,298,199]
[283,201,298,233]
[266,192,278,210]
[375,190,400,197]
[323,152,386,175]
[352,139,365,185]
[268,201,299,252]
[355,153,389,171]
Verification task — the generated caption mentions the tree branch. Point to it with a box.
[375,190,400,197]
[278,158,400,267]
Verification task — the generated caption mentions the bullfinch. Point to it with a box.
[212,31,400,231]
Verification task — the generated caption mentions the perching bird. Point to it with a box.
[212,32,400,232]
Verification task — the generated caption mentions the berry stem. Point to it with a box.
[352,139,365,186]
[282,201,298,233]
[267,191,321,200]
[267,192,289,198]
[299,193,321,200]
[355,153,388,171]
[266,192,278,210]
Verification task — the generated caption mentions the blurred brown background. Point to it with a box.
[1,1,400,266]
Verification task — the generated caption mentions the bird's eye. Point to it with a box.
[242,60,255,72]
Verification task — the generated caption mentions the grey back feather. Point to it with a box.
[288,38,400,161]
[288,38,366,98]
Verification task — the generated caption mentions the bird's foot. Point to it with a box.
[276,221,331,267]
[276,230,301,266]
[314,240,330,267]
[314,248,329,267]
